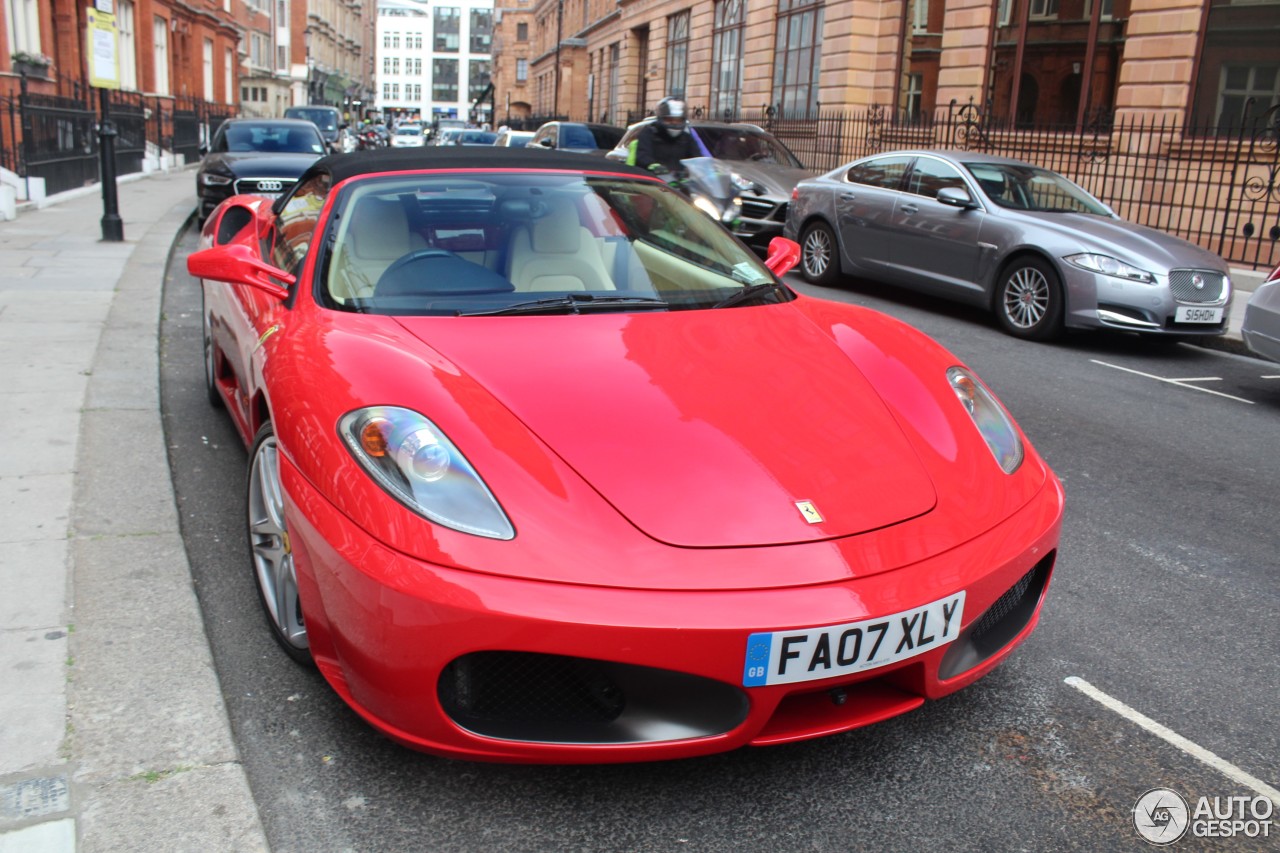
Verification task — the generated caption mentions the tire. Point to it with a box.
[247,423,312,665]
[995,257,1064,341]
[200,289,223,409]
[800,221,841,286]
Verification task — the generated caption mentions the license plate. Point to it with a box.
[1175,306,1223,323]
[743,592,965,687]
[255,191,281,201]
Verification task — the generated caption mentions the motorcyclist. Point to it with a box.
[629,97,700,178]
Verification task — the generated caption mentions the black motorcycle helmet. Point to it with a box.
[655,97,688,139]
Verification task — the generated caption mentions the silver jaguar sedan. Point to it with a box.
[785,150,1232,341]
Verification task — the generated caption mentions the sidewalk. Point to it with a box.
[0,172,268,851]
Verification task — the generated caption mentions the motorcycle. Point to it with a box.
[657,157,753,227]
[357,128,384,151]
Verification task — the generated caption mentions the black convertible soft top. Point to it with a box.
[303,146,651,186]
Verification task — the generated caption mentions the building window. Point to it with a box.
[710,0,745,119]
[383,32,391,48]
[277,44,287,72]
[904,73,923,119]
[203,39,214,101]
[391,83,400,99]
[392,57,400,74]
[516,21,528,41]
[433,58,459,101]
[997,0,1012,26]
[383,82,392,99]
[153,16,170,96]
[516,57,528,82]
[469,59,491,100]
[470,9,492,54]
[667,11,690,99]
[435,7,460,53]
[1029,0,1059,19]
[118,0,137,90]
[392,32,401,48]
[913,0,929,33]
[5,0,41,56]
[225,47,234,104]
[1216,64,1280,128]
[384,57,392,74]
[772,0,822,119]
[608,42,620,123]
[411,34,422,50]
[409,58,422,75]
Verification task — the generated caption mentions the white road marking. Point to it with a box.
[1262,375,1280,380]
[1090,359,1255,404]
[1167,376,1223,383]
[1065,676,1280,807]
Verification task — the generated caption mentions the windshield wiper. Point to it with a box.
[712,282,789,309]
[458,294,671,317]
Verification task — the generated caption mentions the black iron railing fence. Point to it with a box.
[581,99,1280,270]
[0,79,233,197]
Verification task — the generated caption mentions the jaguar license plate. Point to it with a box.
[1175,306,1223,323]
[743,592,965,687]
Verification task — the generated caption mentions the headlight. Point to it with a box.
[338,406,514,540]
[691,194,721,220]
[1064,253,1155,283]
[947,367,1024,474]
[729,171,755,192]
[199,172,233,187]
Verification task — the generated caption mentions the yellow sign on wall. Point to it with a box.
[87,9,120,89]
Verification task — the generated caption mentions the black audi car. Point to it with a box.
[196,118,327,224]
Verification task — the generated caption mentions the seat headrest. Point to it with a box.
[529,200,581,254]
[350,198,412,260]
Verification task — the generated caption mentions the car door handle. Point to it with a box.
[900,204,919,215]
[840,192,857,201]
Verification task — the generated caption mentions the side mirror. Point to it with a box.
[937,187,978,209]
[764,236,801,278]
[536,137,555,148]
[187,243,294,300]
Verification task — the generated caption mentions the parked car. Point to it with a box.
[195,118,326,224]
[609,120,811,252]
[493,129,535,148]
[437,129,498,146]
[529,121,625,156]
[1241,263,1280,362]
[391,126,426,148]
[429,117,466,143]
[188,146,1062,762]
[283,105,346,153]
[786,149,1234,341]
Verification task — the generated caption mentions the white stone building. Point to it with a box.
[375,0,493,124]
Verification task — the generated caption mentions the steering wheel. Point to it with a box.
[374,249,461,294]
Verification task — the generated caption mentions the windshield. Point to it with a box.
[564,125,625,150]
[320,172,787,316]
[218,123,325,154]
[285,108,338,131]
[964,162,1110,215]
[694,127,803,168]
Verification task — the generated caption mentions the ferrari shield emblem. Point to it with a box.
[795,501,824,524]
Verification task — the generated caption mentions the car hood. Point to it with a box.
[394,306,937,548]
[1012,211,1228,273]
[720,161,813,201]
[202,151,321,176]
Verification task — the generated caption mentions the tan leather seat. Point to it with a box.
[331,197,425,301]
[506,198,615,292]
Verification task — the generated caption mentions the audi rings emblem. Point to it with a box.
[256,180,284,192]
[1192,274,1205,290]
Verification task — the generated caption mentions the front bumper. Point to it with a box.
[1062,264,1231,336]
[282,455,1064,763]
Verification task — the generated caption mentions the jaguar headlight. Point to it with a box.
[339,406,514,539]
[947,367,1024,474]
[691,194,721,220]
[1065,253,1155,284]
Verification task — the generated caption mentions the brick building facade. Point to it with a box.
[490,0,1278,129]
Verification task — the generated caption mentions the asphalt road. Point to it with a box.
[160,224,1279,853]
